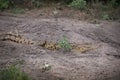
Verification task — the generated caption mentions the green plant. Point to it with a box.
[58,36,71,51]
[69,0,86,10]
[99,4,109,11]
[102,14,110,20]
[0,65,31,80]
[0,0,10,10]
[12,7,25,14]
[31,0,43,8]
[108,0,117,8]
[12,59,25,66]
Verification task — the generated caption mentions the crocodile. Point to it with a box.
[37,40,61,50]
[37,40,101,53]
[0,32,101,53]
[71,43,101,53]
[0,32,34,45]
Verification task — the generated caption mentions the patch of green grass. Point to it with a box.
[58,36,71,52]
[88,2,120,20]
[102,14,110,20]
[0,0,10,11]
[0,65,31,80]
[31,0,43,8]
[69,0,86,10]
[12,59,25,66]
[12,7,25,14]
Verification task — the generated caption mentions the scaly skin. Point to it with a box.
[0,32,34,45]
[37,40,61,50]
[72,44,101,53]
[37,40,101,52]
[0,32,101,52]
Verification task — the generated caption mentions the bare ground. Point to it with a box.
[0,8,120,80]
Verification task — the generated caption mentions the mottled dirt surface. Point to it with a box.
[0,9,120,80]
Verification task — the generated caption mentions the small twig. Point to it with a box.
[53,8,58,27]
[14,27,19,35]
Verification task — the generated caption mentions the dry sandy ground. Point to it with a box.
[0,10,120,80]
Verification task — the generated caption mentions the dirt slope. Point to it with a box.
[0,11,120,80]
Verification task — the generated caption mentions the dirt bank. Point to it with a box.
[0,11,120,80]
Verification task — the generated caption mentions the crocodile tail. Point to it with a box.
[0,33,34,45]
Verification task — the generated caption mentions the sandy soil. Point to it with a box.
[0,8,120,80]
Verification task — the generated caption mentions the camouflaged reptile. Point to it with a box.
[37,40,61,50]
[0,32,101,53]
[0,32,34,45]
[71,43,101,53]
[35,40,100,53]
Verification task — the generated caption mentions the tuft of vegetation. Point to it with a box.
[0,0,119,20]
[88,1,120,20]
[102,14,109,20]
[31,0,43,8]
[58,36,71,52]
[69,0,86,10]
[0,0,11,10]
[0,65,31,80]
[12,59,25,66]
[11,7,25,14]
[0,0,43,11]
